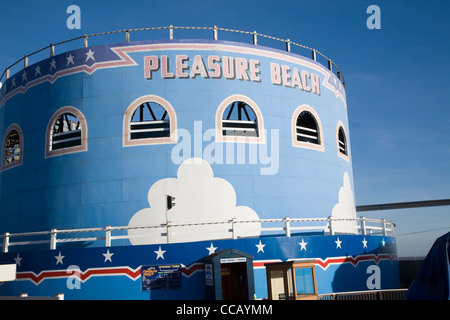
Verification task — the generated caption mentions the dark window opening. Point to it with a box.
[296,111,320,145]
[130,102,170,140]
[4,129,21,165]
[338,126,347,156]
[222,101,258,137]
[51,113,82,151]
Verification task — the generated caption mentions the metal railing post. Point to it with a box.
[389,221,395,237]
[6,69,10,79]
[105,225,111,247]
[213,25,218,40]
[284,217,291,237]
[360,216,366,235]
[126,30,130,43]
[232,218,237,239]
[166,221,172,243]
[328,59,332,71]
[50,44,55,57]
[312,50,317,61]
[328,216,334,235]
[169,25,174,40]
[83,34,88,48]
[3,232,9,253]
[381,219,387,236]
[286,39,291,52]
[253,31,258,45]
[24,56,28,68]
[50,228,57,250]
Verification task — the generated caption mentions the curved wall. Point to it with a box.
[0,39,353,244]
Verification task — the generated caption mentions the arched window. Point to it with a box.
[2,124,23,171]
[46,106,87,158]
[292,105,324,151]
[123,95,177,146]
[337,121,349,161]
[216,95,264,143]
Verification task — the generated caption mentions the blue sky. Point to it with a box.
[1,0,449,257]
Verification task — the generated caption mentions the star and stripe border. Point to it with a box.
[0,40,346,107]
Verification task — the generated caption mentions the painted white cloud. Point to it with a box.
[330,172,358,234]
[127,158,261,245]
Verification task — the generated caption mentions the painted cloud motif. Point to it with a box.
[330,172,358,234]
[127,158,261,245]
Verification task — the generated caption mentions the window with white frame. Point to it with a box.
[216,94,265,143]
[46,106,87,158]
[123,95,177,147]
[2,124,23,171]
[292,105,324,151]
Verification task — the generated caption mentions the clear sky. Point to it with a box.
[1,0,449,258]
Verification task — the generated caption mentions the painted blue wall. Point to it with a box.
[0,39,352,237]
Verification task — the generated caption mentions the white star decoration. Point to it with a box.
[85,49,95,62]
[22,71,27,82]
[362,238,368,248]
[35,65,41,76]
[49,59,57,71]
[206,243,217,255]
[335,237,342,249]
[255,240,266,253]
[66,54,75,66]
[154,246,166,260]
[55,251,65,265]
[14,253,23,266]
[299,238,308,251]
[103,249,114,263]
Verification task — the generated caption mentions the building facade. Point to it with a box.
[0,30,399,299]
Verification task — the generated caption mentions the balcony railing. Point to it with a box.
[0,25,345,86]
[1,216,394,253]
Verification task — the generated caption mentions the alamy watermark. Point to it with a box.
[66,5,81,30]
[171,121,279,176]
[367,5,381,30]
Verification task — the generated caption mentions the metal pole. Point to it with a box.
[105,225,111,247]
[50,228,57,250]
[284,217,291,237]
[328,216,334,235]
[213,25,218,40]
[2,232,9,253]
[169,25,173,40]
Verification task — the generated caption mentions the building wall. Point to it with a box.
[0,39,353,241]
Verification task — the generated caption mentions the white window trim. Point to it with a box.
[291,105,324,152]
[45,106,88,158]
[1,123,24,171]
[216,94,265,144]
[123,95,177,147]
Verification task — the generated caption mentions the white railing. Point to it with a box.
[1,216,394,253]
[0,25,345,86]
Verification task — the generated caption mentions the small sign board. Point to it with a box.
[220,257,246,264]
[0,264,16,282]
[205,264,213,286]
[141,264,182,291]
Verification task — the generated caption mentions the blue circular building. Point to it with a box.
[0,27,399,300]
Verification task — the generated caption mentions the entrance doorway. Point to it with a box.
[221,262,248,300]
[202,248,255,300]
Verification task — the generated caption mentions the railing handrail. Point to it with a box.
[1,216,394,253]
[0,25,345,86]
